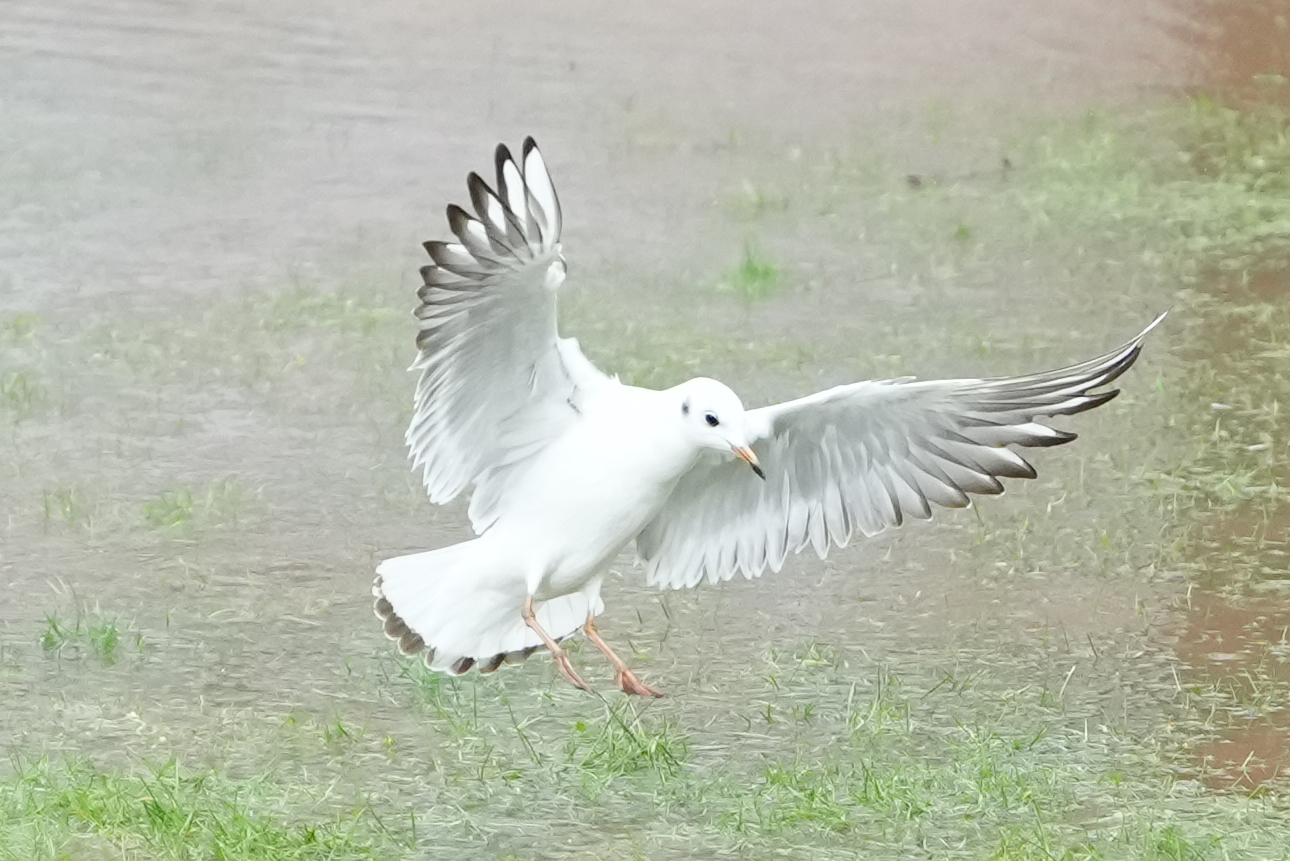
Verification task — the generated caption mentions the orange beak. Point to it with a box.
[733,445,765,480]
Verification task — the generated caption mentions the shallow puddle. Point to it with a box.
[1165,261,1290,792]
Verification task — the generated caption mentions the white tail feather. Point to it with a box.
[374,540,602,675]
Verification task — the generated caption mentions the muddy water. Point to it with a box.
[1170,0,1290,105]
[1,0,1288,856]
[1158,0,1290,792]
[1165,261,1290,791]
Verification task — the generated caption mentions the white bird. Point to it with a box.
[374,138,1163,697]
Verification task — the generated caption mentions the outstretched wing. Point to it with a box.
[407,138,610,532]
[636,315,1165,589]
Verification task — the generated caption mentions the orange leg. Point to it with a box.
[585,617,664,698]
[523,597,591,693]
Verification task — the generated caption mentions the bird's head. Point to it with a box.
[673,378,764,479]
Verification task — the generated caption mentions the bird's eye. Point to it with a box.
[704,412,720,427]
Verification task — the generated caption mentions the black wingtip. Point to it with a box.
[495,143,515,178]
[466,170,491,198]
[445,202,470,224]
[1030,429,1079,448]
[1065,388,1121,416]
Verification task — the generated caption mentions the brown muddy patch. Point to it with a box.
[1168,0,1290,104]
[1165,261,1290,793]
[1176,586,1290,790]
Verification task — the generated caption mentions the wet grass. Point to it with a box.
[142,477,250,532]
[40,487,89,529]
[1004,100,1290,265]
[568,703,687,782]
[3,86,1290,860]
[719,242,783,304]
[0,371,41,419]
[40,607,144,666]
[878,97,1290,278]
[10,633,1284,859]
[0,314,40,343]
[0,758,392,861]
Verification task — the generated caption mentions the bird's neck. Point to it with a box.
[605,386,705,488]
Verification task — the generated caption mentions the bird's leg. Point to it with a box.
[522,597,591,693]
[584,617,664,698]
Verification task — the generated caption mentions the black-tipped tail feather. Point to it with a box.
[372,574,552,676]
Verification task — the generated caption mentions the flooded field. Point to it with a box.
[1,1,1288,858]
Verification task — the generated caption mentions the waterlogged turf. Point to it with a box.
[2,2,1289,859]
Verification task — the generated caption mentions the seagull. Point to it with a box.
[374,137,1163,698]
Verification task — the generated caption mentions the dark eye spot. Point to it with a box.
[704,412,720,427]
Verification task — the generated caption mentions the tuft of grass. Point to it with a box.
[142,477,247,531]
[319,717,363,749]
[40,608,143,666]
[1144,826,1204,861]
[281,713,367,752]
[382,656,480,735]
[0,757,392,861]
[0,371,41,419]
[989,824,1101,860]
[41,487,89,529]
[0,313,39,342]
[143,487,196,528]
[568,704,687,782]
[87,619,120,664]
[719,243,782,304]
[747,763,853,833]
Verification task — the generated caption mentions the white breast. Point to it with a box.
[488,387,696,598]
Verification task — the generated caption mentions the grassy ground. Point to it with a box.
[2,90,1289,859]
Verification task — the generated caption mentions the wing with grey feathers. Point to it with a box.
[407,138,610,532]
[636,315,1164,589]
